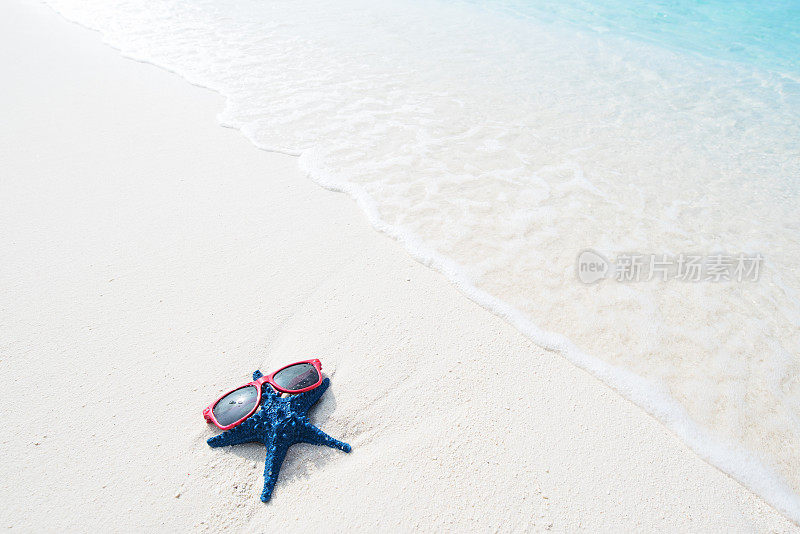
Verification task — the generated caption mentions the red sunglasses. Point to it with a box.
[203,359,323,430]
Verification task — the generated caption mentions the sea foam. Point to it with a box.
[45,0,800,522]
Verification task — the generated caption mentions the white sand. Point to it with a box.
[1,0,797,531]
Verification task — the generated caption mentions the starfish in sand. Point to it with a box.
[207,370,351,502]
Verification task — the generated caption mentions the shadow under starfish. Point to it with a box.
[207,371,351,502]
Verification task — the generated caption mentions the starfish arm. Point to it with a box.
[261,437,291,502]
[297,418,351,453]
[207,424,260,447]
[252,370,263,380]
[289,378,329,414]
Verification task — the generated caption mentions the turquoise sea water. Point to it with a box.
[480,0,800,75]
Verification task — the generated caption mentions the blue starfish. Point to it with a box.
[207,370,351,502]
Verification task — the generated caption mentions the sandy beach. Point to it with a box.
[1,0,797,531]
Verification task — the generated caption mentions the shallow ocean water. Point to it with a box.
[45,0,800,521]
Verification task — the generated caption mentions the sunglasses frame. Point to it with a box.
[203,359,323,430]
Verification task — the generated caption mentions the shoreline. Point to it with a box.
[1,0,796,530]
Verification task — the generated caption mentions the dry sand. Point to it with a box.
[0,0,797,531]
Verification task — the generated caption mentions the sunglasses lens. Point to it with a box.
[273,363,320,392]
[212,385,259,427]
